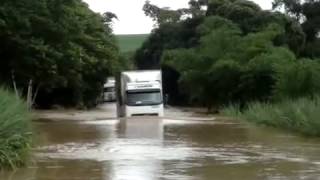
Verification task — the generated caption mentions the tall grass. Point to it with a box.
[0,88,32,169]
[222,97,320,136]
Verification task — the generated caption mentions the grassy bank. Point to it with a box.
[0,89,32,169]
[222,97,320,136]
[116,34,148,52]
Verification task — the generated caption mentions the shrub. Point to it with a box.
[0,88,32,169]
[274,59,320,99]
[222,97,320,136]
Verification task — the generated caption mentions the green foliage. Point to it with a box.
[239,47,295,101]
[162,16,297,108]
[143,1,184,25]
[137,0,311,106]
[0,0,119,108]
[134,17,203,105]
[135,0,319,112]
[207,0,306,55]
[162,49,206,104]
[206,60,243,105]
[116,34,149,52]
[274,59,320,99]
[137,0,320,135]
[222,97,320,136]
[273,0,320,58]
[0,88,32,169]
[221,103,242,118]
[143,0,205,26]
[135,17,203,69]
[112,52,136,74]
[198,17,242,60]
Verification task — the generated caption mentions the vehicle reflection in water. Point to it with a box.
[109,118,164,180]
[1,111,320,180]
[117,117,163,139]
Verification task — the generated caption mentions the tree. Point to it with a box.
[143,0,184,26]
[188,0,208,17]
[0,0,119,108]
[273,0,320,58]
[134,17,203,105]
[137,0,318,108]
[163,16,297,109]
[274,59,320,99]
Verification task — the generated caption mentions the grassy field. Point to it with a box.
[116,34,149,52]
[0,89,32,169]
[222,97,320,136]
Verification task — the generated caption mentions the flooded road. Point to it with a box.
[1,104,320,180]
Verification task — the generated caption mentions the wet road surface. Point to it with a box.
[1,104,320,180]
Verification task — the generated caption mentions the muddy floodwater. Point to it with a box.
[1,104,320,180]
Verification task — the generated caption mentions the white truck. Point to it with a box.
[103,77,116,102]
[116,70,164,117]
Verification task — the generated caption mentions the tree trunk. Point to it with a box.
[32,84,40,107]
[207,103,212,114]
[27,79,33,110]
[11,70,19,99]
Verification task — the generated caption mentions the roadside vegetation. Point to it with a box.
[136,0,320,136]
[0,0,123,169]
[223,97,320,136]
[0,88,32,169]
[0,0,120,109]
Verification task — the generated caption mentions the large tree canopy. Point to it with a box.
[135,0,320,108]
[137,0,305,69]
[273,0,320,57]
[0,0,119,108]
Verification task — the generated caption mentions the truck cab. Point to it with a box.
[116,70,164,117]
[103,77,116,102]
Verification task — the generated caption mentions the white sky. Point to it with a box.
[83,0,273,35]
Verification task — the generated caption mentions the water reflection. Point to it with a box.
[1,160,105,180]
[118,117,163,139]
[108,118,164,180]
[1,114,320,180]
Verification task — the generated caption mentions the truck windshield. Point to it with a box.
[126,90,162,106]
[104,87,115,92]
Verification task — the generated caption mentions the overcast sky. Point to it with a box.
[83,0,273,35]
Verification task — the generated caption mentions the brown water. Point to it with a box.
[1,107,320,180]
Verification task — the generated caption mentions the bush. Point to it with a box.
[222,97,320,136]
[274,59,320,99]
[0,88,32,169]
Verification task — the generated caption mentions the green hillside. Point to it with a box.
[116,34,149,52]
